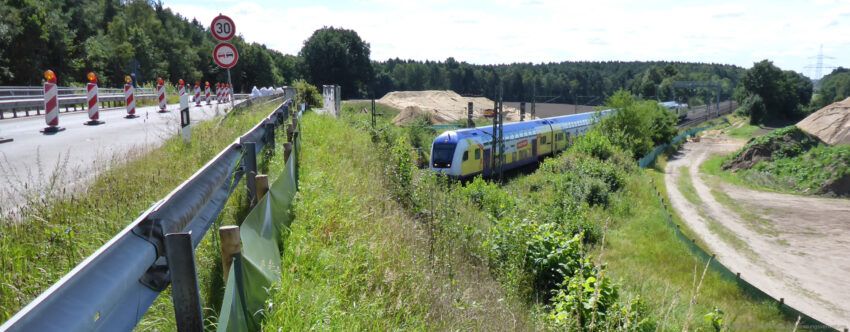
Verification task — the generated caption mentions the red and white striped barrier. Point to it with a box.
[41,70,64,133]
[205,82,211,105]
[157,77,167,113]
[225,84,231,102]
[84,72,104,125]
[194,83,201,107]
[124,76,137,119]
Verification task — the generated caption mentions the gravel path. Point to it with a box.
[664,136,850,328]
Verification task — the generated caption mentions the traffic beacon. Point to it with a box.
[40,69,65,134]
[84,72,104,125]
[123,75,138,119]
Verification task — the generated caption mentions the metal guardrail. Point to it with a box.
[0,99,294,331]
[0,85,250,119]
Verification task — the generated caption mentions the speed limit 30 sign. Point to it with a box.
[211,14,235,41]
[213,43,239,69]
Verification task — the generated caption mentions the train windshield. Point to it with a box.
[432,143,456,168]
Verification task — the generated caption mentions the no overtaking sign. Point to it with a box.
[213,43,239,69]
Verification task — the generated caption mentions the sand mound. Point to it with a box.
[797,97,850,145]
[379,90,531,125]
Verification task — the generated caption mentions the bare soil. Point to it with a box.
[664,135,850,328]
[378,90,531,125]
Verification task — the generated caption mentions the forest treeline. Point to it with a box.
[1,0,746,104]
[0,0,300,89]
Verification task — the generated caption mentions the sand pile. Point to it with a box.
[797,97,850,145]
[379,90,531,125]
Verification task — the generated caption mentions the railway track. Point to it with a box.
[678,101,737,128]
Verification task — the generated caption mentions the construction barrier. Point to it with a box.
[41,70,63,133]
[157,78,167,113]
[123,76,137,119]
[205,82,211,105]
[218,109,300,331]
[194,82,201,107]
[641,128,838,331]
[84,72,104,125]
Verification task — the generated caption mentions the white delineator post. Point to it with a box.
[84,72,104,125]
[157,78,167,113]
[179,80,191,143]
[40,70,64,134]
[124,76,137,119]
[194,83,201,107]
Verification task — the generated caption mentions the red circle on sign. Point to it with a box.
[211,15,236,41]
[213,43,239,69]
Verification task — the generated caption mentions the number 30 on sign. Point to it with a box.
[211,14,235,41]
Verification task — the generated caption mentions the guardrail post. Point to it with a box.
[219,226,241,283]
[283,142,292,162]
[264,122,275,151]
[256,174,269,200]
[164,232,203,332]
[243,142,258,205]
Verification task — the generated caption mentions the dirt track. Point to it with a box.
[664,136,850,328]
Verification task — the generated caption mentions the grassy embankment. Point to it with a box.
[703,124,850,197]
[262,101,794,330]
[264,112,527,330]
[0,100,288,329]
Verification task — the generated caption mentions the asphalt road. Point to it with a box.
[0,102,237,213]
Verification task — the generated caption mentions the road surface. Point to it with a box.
[665,135,850,328]
[0,102,238,215]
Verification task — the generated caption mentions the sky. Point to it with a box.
[166,0,850,79]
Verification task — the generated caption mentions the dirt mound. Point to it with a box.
[797,97,850,145]
[723,126,819,170]
[380,90,530,125]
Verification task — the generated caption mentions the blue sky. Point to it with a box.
[166,0,850,79]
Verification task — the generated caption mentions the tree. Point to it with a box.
[740,60,812,123]
[299,26,372,99]
[596,90,677,158]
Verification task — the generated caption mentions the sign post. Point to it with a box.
[211,14,238,109]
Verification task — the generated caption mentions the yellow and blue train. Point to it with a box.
[430,110,613,178]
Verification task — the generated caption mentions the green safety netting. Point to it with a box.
[218,115,300,332]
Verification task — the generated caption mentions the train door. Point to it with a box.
[531,139,538,159]
[483,148,491,176]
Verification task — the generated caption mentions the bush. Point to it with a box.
[387,135,414,206]
[458,177,515,218]
[740,94,767,125]
[597,90,678,158]
[525,225,584,293]
[572,129,619,161]
[292,79,323,109]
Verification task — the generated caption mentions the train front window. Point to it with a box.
[432,144,456,168]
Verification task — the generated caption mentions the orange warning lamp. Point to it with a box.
[178,79,185,86]
[124,75,132,84]
[157,77,164,85]
[43,70,57,84]
[87,72,97,83]
[205,81,210,87]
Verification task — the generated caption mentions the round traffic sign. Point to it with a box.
[213,43,239,69]
[211,14,235,41]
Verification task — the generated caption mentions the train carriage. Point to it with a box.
[430,109,612,179]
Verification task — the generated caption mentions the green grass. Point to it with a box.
[263,113,526,330]
[602,168,795,331]
[677,167,702,206]
[341,100,402,119]
[0,100,288,328]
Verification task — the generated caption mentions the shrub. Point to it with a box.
[459,177,515,218]
[597,90,678,158]
[525,225,584,293]
[387,135,414,206]
[572,129,618,161]
[292,79,323,109]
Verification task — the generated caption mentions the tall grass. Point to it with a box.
[263,113,527,330]
[0,100,285,327]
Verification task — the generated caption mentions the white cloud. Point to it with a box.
[164,0,850,78]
